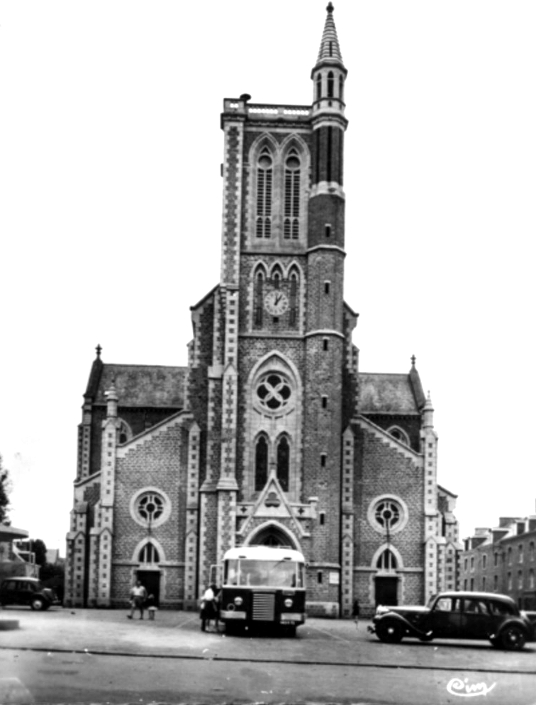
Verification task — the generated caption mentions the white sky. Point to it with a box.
[1,0,535,554]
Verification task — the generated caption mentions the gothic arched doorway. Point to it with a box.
[249,524,297,549]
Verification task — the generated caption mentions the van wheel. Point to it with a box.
[500,625,526,650]
[376,619,404,643]
[31,598,45,611]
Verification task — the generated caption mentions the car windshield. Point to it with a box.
[224,559,304,588]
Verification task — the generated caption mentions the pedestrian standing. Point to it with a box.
[352,598,360,629]
[127,580,147,620]
[199,584,219,632]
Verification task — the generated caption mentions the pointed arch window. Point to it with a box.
[387,426,409,446]
[377,549,397,572]
[277,436,290,492]
[271,266,282,289]
[255,436,269,491]
[316,73,322,101]
[139,542,160,564]
[256,149,273,238]
[284,151,300,240]
[327,71,334,98]
[289,271,298,327]
[117,419,131,445]
[254,270,264,328]
[339,75,344,101]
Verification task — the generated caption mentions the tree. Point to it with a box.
[0,455,11,525]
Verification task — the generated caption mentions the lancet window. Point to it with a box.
[327,71,334,98]
[277,436,290,492]
[284,150,300,240]
[256,149,273,238]
[139,542,160,564]
[254,270,264,328]
[255,436,269,491]
[289,271,298,327]
[377,549,397,572]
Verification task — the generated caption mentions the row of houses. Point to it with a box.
[460,507,536,610]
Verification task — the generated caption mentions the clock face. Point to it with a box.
[264,290,289,316]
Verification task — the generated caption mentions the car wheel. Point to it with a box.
[500,625,526,651]
[376,619,404,644]
[30,598,45,611]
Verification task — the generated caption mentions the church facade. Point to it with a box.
[64,5,460,616]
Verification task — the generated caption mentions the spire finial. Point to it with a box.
[96,344,102,359]
[411,355,416,367]
[314,1,344,66]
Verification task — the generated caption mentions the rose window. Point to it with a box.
[256,373,291,410]
[137,492,164,524]
[374,501,400,531]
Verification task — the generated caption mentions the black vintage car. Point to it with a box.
[369,591,535,650]
[0,577,60,611]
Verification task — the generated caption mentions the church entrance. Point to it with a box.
[249,525,296,548]
[374,576,398,607]
[138,570,160,606]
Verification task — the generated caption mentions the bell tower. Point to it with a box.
[302,2,349,599]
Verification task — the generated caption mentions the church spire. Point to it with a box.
[315,3,345,68]
[311,4,347,118]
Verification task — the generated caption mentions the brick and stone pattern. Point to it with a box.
[340,427,355,617]
[220,123,244,287]
[198,490,218,591]
[184,423,201,607]
[110,416,191,608]
[352,418,426,614]
[66,25,459,616]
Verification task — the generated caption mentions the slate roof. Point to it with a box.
[359,372,421,415]
[87,362,187,408]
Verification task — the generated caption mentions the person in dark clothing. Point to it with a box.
[352,598,360,628]
[200,584,220,632]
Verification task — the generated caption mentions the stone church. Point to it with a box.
[65,4,460,616]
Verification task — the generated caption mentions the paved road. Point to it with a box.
[0,607,535,704]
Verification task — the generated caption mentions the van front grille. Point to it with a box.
[252,593,275,621]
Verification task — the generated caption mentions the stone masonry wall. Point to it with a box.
[111,420,189,607]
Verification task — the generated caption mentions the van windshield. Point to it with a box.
[224,559,304,588]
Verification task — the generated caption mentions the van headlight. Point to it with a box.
[284,598,293,608]
[234,596,243,606]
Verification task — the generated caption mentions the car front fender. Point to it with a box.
[374,612,427,639]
